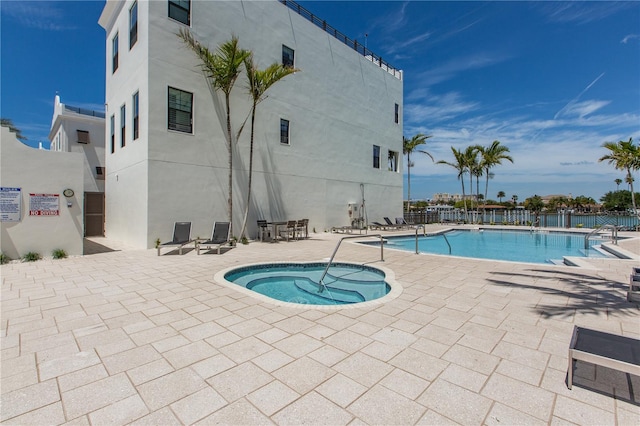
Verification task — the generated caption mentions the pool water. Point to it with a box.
[368,229,613,264]
[224,262,390,305]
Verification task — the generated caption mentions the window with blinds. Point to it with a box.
[169,0,190,25]
[129,1,138,49]
[77,130,90,144]
[168,87,193,133]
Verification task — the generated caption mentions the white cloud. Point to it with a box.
[621,34,640,44]
[415,52,511,87]
[2,1,73,31]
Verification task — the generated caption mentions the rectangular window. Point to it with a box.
[132,91,139,140]
[77,130,90,144]
[388,150,398,172]
[129,1,138,49]
[168,87,193,133]
[120,104,126,147]
[280,119,290,145]
[112,33,119,73]
[96,167,105,180]
[168,0,190,25]
[110,115,115,153]
[282,45,294,68]
[373,145,380,169]
[394,103,399,124]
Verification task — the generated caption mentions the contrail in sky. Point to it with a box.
[553,72,606,119]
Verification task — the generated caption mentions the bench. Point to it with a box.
[567,326,640,389]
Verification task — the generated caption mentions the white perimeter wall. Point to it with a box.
[102,0,403,248]
[0,127,84,258]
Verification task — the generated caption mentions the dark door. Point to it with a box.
[84,192,105,236]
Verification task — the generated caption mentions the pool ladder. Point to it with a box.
[415,225,451,255]
[584,224,618,249]
[318,234,384,293]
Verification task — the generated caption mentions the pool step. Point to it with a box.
[294,279,365,303]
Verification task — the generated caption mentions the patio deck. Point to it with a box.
[2,226,639,425]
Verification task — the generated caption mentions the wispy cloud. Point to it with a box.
[621,34,640,44]
[539,1,634,25]
[404,91,479,126]
[415,52,511,87]
[2,1,73,31]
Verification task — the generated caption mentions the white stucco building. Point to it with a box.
[99,0,403,249]
[49,95,106,236]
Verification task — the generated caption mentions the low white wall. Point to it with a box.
[0,127,85,259]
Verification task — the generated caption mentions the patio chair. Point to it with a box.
[279,220,298,241]
[257,220,271,242]
[384,217,401,229]
[296,219,309,239]
[157,222,195,256]
[369,221,390,230]
[197,222,231,255]
[396,217,413,229]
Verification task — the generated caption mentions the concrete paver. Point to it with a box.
[1,228,639,424]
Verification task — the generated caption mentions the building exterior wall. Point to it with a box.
[1,126,84,258]
[49,95,106,194]
[100,0,403,248]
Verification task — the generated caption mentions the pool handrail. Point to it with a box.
[318,234,384,292]
[584,224,618,249]
[415,226,452,255]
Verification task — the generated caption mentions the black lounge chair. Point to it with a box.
[384,217,401,229]
[369,221,391,230]
[197,222,231,254]
[157,222,195,256]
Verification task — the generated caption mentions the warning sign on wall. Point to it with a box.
[29,193,60,216]
[0,187,22,222]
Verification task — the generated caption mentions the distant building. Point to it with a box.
[432,193,464,203]
[98,0,403,248]
[48,94,106,236]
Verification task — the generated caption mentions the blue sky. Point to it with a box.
[1,1,639,202]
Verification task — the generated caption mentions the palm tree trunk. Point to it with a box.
[628,170,638,217]
[406,152,411,213]
[461,177,468,222]
[239,106,257,240]
[225,95,233,239]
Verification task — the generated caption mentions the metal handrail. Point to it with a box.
[415,226,451,255]
[584,224,618,249]
[318,234,384,292]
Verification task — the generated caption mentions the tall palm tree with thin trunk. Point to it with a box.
[497,191,505,203]
[465,145,481,214]
[403,134,433,212]
[479,141,513,215]
[238,54,297,240]
[615,178,622,190]
[438,147,469,221]
[599,138,640,217]
[179,29,250,238]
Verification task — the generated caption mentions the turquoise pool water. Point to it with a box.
[363,229,613,264]
[224,262,390,305]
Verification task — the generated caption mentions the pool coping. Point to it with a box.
[213,260,403,310]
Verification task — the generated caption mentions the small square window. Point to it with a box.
[169,0,190,25]
[388,150,398,172]
[282,45,294,68]
[77,130,90,144]
[280,119,290,145]
[96,166,105,180]
[373,145,380,169]
[129,1,138,49]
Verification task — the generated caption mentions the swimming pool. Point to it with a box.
[222,262,393,306]
[362,229,615,265]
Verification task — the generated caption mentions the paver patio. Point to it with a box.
[1,226,639,425]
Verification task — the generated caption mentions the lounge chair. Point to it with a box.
[384,217,401,229]
[396,217,414,229]
[369,221,390,230]
[197,222,231,254]
[157,222,195,256]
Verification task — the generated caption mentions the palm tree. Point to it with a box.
[478,141,513,213]
[438,147,469,220]
[497,191,505,203]
[238,54,297,240]
[599,138,640,216]
[403,134,433,212]
[464,145,481,212]
[615,178,622,190]
[179,29,250,238]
